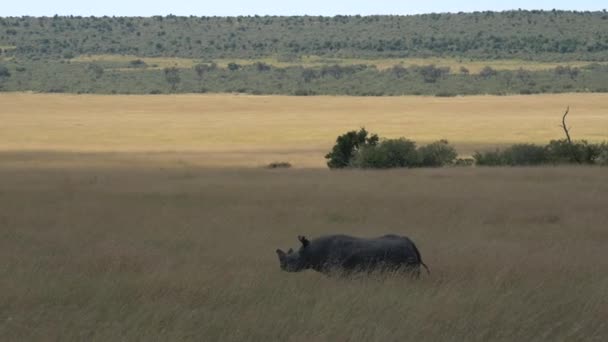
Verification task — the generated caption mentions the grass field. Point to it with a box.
[1,165,607,341]
[71,54,608,74]
[1,92,607,340]
[1,93,607,167]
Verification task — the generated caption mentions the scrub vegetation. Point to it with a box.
[1,11,608,95]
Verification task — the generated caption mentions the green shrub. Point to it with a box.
[546,139,601,164]
[597,143,608,166]
[0,64,10,79]
[293,89,316,96]
[325,128,379,169]
[435,92,457,97]
[129,59,147,68]
[474,141,606,166]
[473,149,504,166]
[227,63,241,71]
[351,145,389,168]
[418,140,458,167]
[479,66,497,78]
[580,142,602,164]
[352,138,419,169]
[501,144,548,165]
[254,62,271,72]
[86,63,104,79]
[415,64,450,83]
[194,63,216,82]
[545,139,573,163]
[163,67,180,91]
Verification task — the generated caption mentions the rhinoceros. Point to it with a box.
[275,234,429,276]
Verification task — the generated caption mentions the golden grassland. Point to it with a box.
[1,165,607,340]
[71,54,608,73]
[1,93,607,167]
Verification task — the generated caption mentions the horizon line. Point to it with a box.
[1,8,607,18]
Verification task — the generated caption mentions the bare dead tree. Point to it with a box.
[560,106,572,144]
[559,106,581,164]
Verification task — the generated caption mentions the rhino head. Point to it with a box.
[275,236,310,272]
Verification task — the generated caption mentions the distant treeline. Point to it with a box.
[1,11,608,61]
[1,60,607,96]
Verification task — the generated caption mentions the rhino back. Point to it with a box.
[302,235,419,271]
[299,235,354,270]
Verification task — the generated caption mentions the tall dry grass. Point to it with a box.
[1,159,607,341]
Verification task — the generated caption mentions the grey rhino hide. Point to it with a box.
[275,234,429,276]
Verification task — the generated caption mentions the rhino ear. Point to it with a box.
[298,235,310,248]
[276,249,286,260]
[288,248,294,254]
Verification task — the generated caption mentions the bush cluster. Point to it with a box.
[327,130,607,169]
[326,129,457,169]
[324,128,379,168]
[474,140,608,166]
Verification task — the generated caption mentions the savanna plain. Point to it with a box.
[1,93,607,341]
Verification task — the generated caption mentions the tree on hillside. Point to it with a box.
[254,62,271,72]
[479,66,498,79]
[0,64,10,89]
[164,67,181,92]
[194,63,211,85]
[227,63,241,71]
[0,65,10,79]
[86,63,104,80]
[417,65,450,83]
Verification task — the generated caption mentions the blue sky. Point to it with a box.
[1,0,606,17]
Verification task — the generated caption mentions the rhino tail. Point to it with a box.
[411,240,430,275]
[419,261,430,275]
